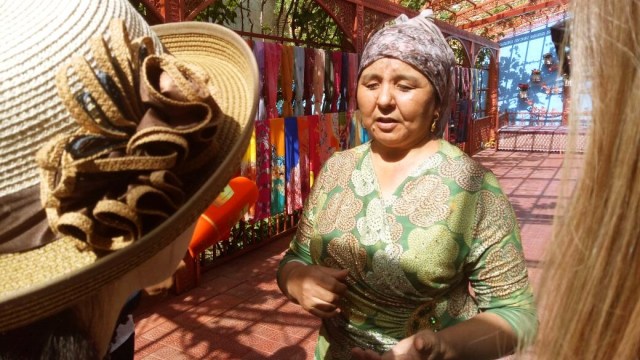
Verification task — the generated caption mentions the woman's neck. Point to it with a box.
[371,136,440,163]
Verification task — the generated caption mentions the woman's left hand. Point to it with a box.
[351,330,447,360]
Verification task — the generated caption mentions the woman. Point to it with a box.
[0,0,258,357]
[533,0,640,358]
[277,10,536,360]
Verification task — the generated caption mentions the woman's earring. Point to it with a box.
[431,114,439,133]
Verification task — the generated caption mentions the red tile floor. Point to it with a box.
[133,149,578,359]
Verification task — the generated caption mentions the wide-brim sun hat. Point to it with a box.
[0,0,258,331]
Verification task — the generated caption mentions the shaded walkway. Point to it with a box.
[134,149,577,359]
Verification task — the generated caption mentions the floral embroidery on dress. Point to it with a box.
[352,167,376,196]
[357,197,389,246]
[469,190,516,261]
[316,187,362,235]
[409,152,444,176]
[393,175,450,227]
[439,156,486,192]
[366,245,421,298]
[446,192,477,246]
[326,232,367,276]
[478,243,528,298]
[400,225,460,287]
[323,149,358,189]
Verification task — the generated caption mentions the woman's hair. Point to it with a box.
[533,0,640,358]
[0,308,99,360]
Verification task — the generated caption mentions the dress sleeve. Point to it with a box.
[465,171,538,343]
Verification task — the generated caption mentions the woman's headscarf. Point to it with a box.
[358,10,455,136]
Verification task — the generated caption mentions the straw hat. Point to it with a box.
[0,0,258,332]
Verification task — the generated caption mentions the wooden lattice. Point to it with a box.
[430,0,569,40]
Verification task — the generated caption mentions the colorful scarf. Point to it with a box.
[281,45,294,117]
[293,46,305,116]
[254,118,271,220]
[304,48,316,115]
[307,114,320,187]
[270,117,286,215]
[264,42,282,119]
[313,49,325,115]
[285,117,302,214]
[297,116,310,203]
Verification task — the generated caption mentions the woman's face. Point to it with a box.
[357,58,438,151]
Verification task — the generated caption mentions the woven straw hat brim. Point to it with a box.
[0,22,258,332]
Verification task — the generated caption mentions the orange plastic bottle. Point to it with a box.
[189,176,259,257]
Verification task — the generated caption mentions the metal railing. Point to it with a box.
[504,111,564,127]
[199,210,301,271]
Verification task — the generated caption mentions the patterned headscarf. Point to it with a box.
[358,10,455,136]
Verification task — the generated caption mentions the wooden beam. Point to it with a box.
[342,0,417,17]
[185,0,218,21]
[139,0,166,23]
[435,18,499,49]
[459,0,567,30]
[486,10,566,39]
[455,0,514,20]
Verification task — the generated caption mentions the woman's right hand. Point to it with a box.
[284,264,349,318]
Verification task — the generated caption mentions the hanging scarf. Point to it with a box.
[320,113,339,164]
[331,51,342,113]
[270,117,286,215]
[347,52,359,119]
[254,118,271,220]
[285,116,302,214]
[293,46,305,116]
[297,116,310,203]
[339,51,348,113]
[240,128,257,220]
[322,50,334,113]
[303,48,316,115]
[313,49,325,115]
[264,42,282,119]
[338,111,348,150]
[280,45,294,117]
[307,114,320,187]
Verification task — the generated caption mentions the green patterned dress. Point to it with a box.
[279,140,537,359]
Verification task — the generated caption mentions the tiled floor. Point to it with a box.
[133,149,578,359]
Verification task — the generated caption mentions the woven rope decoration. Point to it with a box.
[36,19,221,251]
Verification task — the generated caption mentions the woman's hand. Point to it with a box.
[284,264,348,318]
[351,330,447,360]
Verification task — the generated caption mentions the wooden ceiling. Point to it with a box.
[424,0,569,40]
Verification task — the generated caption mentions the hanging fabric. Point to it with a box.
[348,112,357,149]
[303,48,316,115]
[254,118,271,220]
[285,117,302,214]
[322,51,334,113]
[339,52,349,113]
[307,114,320,187]
[331,51,342,113]
[253,41,266,112]
[313,49,325,115]
[320,113,339,163]
[270,117,286,215]
[264,42,282,119]
[338,111,348,150]
[347,52,359,119]
[293,46,305,116]
[281,45,294,117]
[297,116,310,202]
